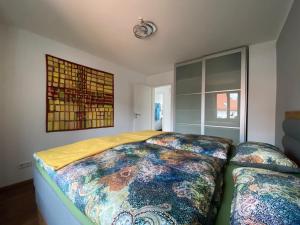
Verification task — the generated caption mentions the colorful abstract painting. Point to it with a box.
[46,55,114,132]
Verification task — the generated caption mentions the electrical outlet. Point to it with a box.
[18,161,32,169]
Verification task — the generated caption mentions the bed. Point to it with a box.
[34,115,300,225]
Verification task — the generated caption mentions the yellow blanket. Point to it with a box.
[35,130,163,170]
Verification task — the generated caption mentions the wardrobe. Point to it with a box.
[174,47,247,143]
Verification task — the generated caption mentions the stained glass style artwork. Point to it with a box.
[46,55,114,132]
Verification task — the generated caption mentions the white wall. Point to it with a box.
[148,42,277,144]
[146,71,174,87]
[276,1,300,148]
[133,84,152,131]
[0,24,146,187]
[248,41,277,144]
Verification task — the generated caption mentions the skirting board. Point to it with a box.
[0,179,33,193]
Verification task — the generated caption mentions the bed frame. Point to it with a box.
[283,111,300,166]
[285,111,300,120]
[34,167,84,225]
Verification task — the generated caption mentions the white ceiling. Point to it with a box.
[0,0,293,75]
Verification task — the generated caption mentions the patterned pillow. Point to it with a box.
[230,167,300,225]
[231,141,300,173]
[146,132,233,160]
[237,141,281,152]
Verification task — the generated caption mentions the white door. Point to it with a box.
[133,84,152,131]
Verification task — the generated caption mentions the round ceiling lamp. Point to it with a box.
[133,18,157,39]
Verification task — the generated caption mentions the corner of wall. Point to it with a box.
[248,40,277,144]
[275,0,300,149]
[276,0,294,42]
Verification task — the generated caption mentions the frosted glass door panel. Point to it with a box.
[175,94,201,124]
[176,94,201,111]
[176,62,202,94]
[205,126,240,144]
[176,124,202,135]
[176,110,201,124]
[205,53,241,92]
[205,92,240,127]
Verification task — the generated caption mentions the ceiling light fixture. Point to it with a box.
[133,17,157,39]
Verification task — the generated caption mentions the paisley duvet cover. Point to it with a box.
[230,167,300,225]
[35,142,225,225]
[231,142,299,173]
[145,132,232,160]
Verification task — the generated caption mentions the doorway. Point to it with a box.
[152,85,172,131]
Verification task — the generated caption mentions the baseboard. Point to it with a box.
[0,179,33,193]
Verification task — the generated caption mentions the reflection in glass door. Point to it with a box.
[204,51,243,143]
[205,91,241,143]
[216,92,240,120]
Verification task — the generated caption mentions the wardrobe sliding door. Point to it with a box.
[204,51,244,143]
[175,61,202,134]
[175,48,247,143]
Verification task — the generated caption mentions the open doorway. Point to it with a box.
[152,85,172,131]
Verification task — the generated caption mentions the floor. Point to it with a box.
[0,180,39,225]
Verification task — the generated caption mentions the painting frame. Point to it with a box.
[46,54,114,132]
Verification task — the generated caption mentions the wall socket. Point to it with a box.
[18,161,32,169]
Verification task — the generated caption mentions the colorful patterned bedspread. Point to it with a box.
[146,132,232,160]
[230,167,300,225]
[231,142,299,172]
[35,142,225,225]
